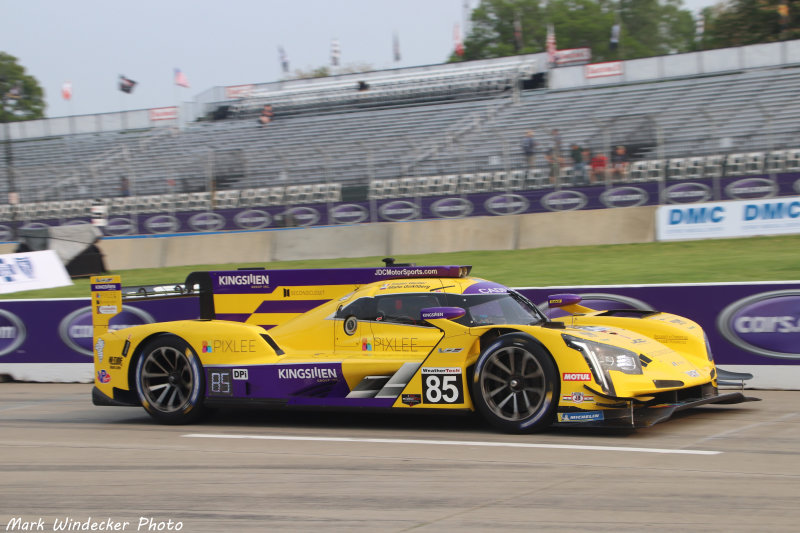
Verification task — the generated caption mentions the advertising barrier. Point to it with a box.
[1,281,799,388]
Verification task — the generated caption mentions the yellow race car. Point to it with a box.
[91,261,754,433]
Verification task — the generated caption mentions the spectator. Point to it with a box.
[119,176,130,197]
[545,128,563,184]
[589,151,608,184]
[570,143,587,185]
[611,145,629,181]
[258,104,274,126]
[520,130,537,168]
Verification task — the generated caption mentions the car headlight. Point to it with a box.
[563,334,642,395]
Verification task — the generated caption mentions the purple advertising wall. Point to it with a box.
[2,172,799,239]
[1,281,799,386]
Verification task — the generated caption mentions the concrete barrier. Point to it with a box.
[96,206,658,270]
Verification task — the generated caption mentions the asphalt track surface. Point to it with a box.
[1,384,798,533]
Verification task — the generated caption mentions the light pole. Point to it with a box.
[1,88,19,240]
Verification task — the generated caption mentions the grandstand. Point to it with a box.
[1,40,799,230]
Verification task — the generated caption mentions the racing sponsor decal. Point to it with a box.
[430,197,473,219]
[234,209,272,230]
[97,370,111,384]
[685,370,700,377]
[421,367,463,404]
[361,337,372,351]
[232,368,249,380]
[539,292,652,316]
[284,206,320,227]
[0,307,28,357]
[379,281,434,291]
[562,373,592,381]
[94,338,105,362]
[144,214,180,234]
[202,339,258,353]
[188,212,227,232]
[379,200,419,222]
[208,368,233,396]
[541,190,587,212]
[654,334,688,344]
[557,411,604,422]
[485,193,529,215]
[662,182,712,204]
[717,290,800,359]
[561,392,594,403]
[373,337,419,351]
[724,178,778,200]
[438,347,464,353]
[58,305,154,357]
[277,366,338,380]
[421,307,465,321]
[108,356,123,369]
[600,186,649,208]
[373,267,444,278]
[330,203,369,224]
[402,393,422,406]
[283,288,325,297]
[463,281,508,295]
[103,217,137,236]
[216,273,270,288]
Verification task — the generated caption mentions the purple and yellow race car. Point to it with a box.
[91,261,754,433]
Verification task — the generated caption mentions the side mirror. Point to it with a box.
[420,307,466,321]
[547,294,582,308]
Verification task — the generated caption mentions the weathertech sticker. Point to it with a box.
[421,368,463,404]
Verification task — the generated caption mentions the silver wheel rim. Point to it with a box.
[480,346,546,422]
[140,345,194,413]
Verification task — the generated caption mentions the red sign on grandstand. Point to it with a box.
[149,107,179,121]
[555,48,591,66]
[585,61,624,79]
[225,85,255,99]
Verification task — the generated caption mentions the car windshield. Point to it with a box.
[445,291,545,327]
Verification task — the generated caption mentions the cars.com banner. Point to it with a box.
[656,196,800,241]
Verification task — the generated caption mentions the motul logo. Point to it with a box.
[563,373,591,381]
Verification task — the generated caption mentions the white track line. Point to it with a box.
[182,433,721,455]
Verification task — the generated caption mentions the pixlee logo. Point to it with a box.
[202,339,257,353]
[277,366,338,380]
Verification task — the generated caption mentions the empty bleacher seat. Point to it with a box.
[667,158,686,180]
[686,157,705,179]
[704,155,725,178]
[726,153,746,175]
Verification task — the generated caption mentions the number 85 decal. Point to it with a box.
[422,368,464,404]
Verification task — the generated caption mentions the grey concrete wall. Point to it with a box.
[93,206,657,270]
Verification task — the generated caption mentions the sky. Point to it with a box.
[2,0,719,119]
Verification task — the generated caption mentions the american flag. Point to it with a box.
[546,24,556,66]
[174,68,190,88]
[278,46,289,73]
[61,81,72,101]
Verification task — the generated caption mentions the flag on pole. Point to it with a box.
[546,24,556,66]
[513,12,523,53]
[393,32,401,62]
[331,38,341,67]
[61,81,72,100]
[119,75,137,93]
[454,23,464,57]
[174,68,190,88]
[278,46,289,73]
[610,23,620,51]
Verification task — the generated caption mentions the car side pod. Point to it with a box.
[547,293,595,315]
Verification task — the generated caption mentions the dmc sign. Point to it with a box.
[668,206,725,225]
[743,200,800,221]
[58,305,155,357]
[718,290,800,360]
[0,308,26,357]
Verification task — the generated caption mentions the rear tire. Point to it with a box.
[471,333,559,433]
[134,335,206,424]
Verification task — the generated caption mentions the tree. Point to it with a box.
[702,0,799,48]
[449,0,696,64]
[0,52,45,122]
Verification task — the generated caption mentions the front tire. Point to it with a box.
[472,333,559,433]
[134,335,207,424]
